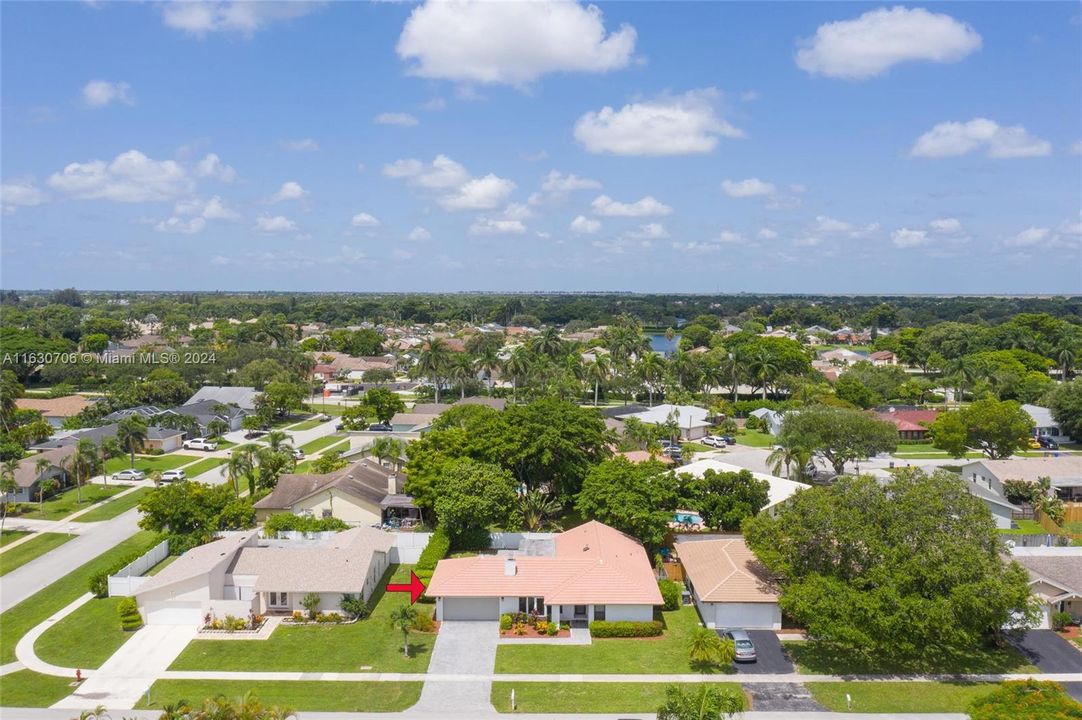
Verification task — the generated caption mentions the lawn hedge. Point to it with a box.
[658,580,681,611]
[588,620,663,638]
[415,527,450,604]
[117,597,143,631]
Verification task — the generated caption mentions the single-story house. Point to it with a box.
[15,395,95,427]
[961,457,1082,503]
[253,459,418,527]
[868,350,897,366]
[874,407,939,441]
[675,536,781,629]
[391,397,506,433]
[5,445,76,503]
[185,386,259,412]
[133,527,394,625]
[749,408,785,436]
[614,404,712,440]
[106,402,246,435]
[819,348,867,366]
[427,520,662,624]
[1011,547,1082,628]
[674,459,809,514]
[964,478,1022,530]
[1022,404,1073,443]
[32,423,185,454]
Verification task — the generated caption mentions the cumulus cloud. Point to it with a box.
[796,6,981,79]
[82,80,135,108]
[502,203,533,221]
[351,212,380,228]
[48,150,191,202]
[591,194,672,217]
[626,223,669,240]
[570,215,601,234]
[161,1,321,36]
[269,181,308,203]
[408,226,432,241]
[440,174,516,210]
[194,153,237,182]
[929,217,964,234]
[812,215,879,238]
[758,228,779,240]
[721,178,775,198]
[891,228,930,248]
[155,216,206,235]
[384,155,515,210]
[396,0,636,86]
[530,170,602,204]
[253,215,297,233]
[574,88,743,156]
[469,216,526,235]
[155,195,240,234]
[383,155,470,189]
[1004,226,1050,247]
[715,230,746,244]
[281,138,320,152]
[374,112,419,127]
[1,180,48,213]
[912,118,1051,159]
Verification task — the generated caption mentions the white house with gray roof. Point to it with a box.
[1011,546,1082,628]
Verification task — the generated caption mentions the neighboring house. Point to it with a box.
[32,423,185,453]
[749,407,785,436]
[5,445,75,503]
[107,402,246,435]
[874,407,939,441]
[675,459,809,515]
[819,348,867,366]
[185,386,259,412]
[312,364,337,383]
[1011,547,1082,628]
[133,527,394,625]
[1022,404,1073,443]
[965,479,1022,530]
[253,459,418,527]
[390,397,507,432]
[614,404,712,440]
[675,536,781,629]
[14,395,95,428]
[961,457,1082,503]
[868,350,897,366]
[427,520,662,624]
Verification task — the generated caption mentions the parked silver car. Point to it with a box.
[112,469,146,482]
[723,629,758,662]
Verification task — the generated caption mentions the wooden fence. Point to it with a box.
[1062,503,1082,525]
[1035,510,1082,542]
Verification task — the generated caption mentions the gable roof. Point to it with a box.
[618,404,711,429]
[134,532,258,597]
[964,457,1082,485]
[1012,548,1082,601]
[675,536,778,603]
[15,395,94,417]
[12,445,77,488]
[185,386,259,411]
[252,460,404,511]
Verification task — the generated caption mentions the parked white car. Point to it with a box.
[183,438,218,451]
[112,469,146,482]
[702,436,726,448]
[160,469,187,482]
[292,447,305,460]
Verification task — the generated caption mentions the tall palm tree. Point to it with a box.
[35,457,54,510]
[0,459,18,536]
[720,352,741,403]
[226,447,255,496]
[1056,344,1076,380]
[370,436,407,471]
[766,444,810,479]
[746,348,779,400]
[473,346,501,390]
[669,350,702,393]
[585,356,611,406]
[519,489,563,531]
[502,346,531,404]
[265,430,292,452]
[636,352,666,407]
[447,355,474,400]
[417,337,451,404]
[116,416,148,469]
[73,439,99,504]
[532,327,564,359]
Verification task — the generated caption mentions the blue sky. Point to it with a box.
[1,1,1079,293]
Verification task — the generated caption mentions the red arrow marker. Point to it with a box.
[386,571,426,605]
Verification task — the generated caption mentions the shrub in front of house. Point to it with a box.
[499,613,513,631]
[411,612,436,632]
[117,597,143,631]
[588,620,664,638]
[415,527,451,604]
[340,593,370,620]
[546,622,559,636]
[659,580,682,611]
[1052,611,1073,631]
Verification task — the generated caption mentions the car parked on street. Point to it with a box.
[160,469,187,482]
[1038,436,1060,450]
[702,435,727,448]
[112,469,146,482]
[292,447,305,459]
[368,422,393,432]
[723,629,758,662]
[183,438,218,451]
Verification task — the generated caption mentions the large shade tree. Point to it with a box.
[777,405,898,475]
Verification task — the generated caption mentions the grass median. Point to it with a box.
[73,488,151,523]
[0,533,75,576]
[136,679,422,712]
[0,670,79,708]
[807,681,998,713]
[491,682,745,713]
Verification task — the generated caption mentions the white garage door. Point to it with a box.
[714,602,778,630]
[442,597,499,621]
[145,601,202,626]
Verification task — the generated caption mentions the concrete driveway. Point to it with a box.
[720,630,796,675]
[413,621,499,715]
[743,683,825,712]
[1012,630,1082,673]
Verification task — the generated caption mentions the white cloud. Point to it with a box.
[253,215,297,233]
[1004,226,1050,247]
[385,154,515,211]
[408,226,432,241]
[391,248,415,261]
[793,236,822,247]
[626,223,669,240]
[1,180,48,213]
[721,178,775,198]
[155,216,206,234]
[161,1,321,37]
[171,196,240,223]
[269,181,308,203]
[591,194,672,217]
[82,80,134,108]
[397,0,636,86]
[194,153,237,182]
[469,216,526,235]
[421,98,446,112]
[1070,140,1082,155]
[672,241,722,255]
[814,215,852,233]
[440,174,516,210]
[351,212,380,228]
[530,170,602,205]
[383,155,470,189]
[575,88,743,156]
[374,112,419,127]
[929,217,964,234]
[1057,213,1082,239]
[281,138,320,152]
[796,7,981,79]
[715,230,745,244]
[502,203,533,221]
[48,150,191,202]
[757,228,779,240]
[912,118,1051,159]
[570,215,601,234]
[891,228,930,248]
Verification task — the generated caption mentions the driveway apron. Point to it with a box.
[413,620,499,715]
[744,682,826,712]
[1012,630,1082,673]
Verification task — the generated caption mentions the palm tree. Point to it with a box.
[502,346,531,404]
[636,353,666,407]
[584,356,611,406]
[389,605,417,657]
[370,436,407,471]
[669,350,702,393]
[116,416,148,468]
[746,348,779,400]
[687,626,729,667]
[447,355,474,400]
[72,439,100,504]
[519,489,563,531]
[473,346,501,390]
[0,459,18,536]
[720,352,741,403]
[226,447,255,496]
[417,337,451,403]
[766,443,810,480]
[265,430,292,452]
[1056,344,1076,380]
[206,418,229,438]
[532,327,564,358]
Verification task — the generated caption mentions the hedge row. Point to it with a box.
[415,527,450,604]
[658,580,681,611]
[588,620,664,638]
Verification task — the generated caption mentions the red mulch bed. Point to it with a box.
[500,626,571,639]
[1057,625,1080,641]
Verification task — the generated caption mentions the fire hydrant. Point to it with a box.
[75,669,81,683]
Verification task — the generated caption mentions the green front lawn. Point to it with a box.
[784,641,1037,675]
[287,418,325,431]
[170,564,435,672]
[0,530,161,664]
[136,680,422,712]
[808,681,998,713]
[495,606,730,675]
[999,519,1045,535]
[34,597,132,669]
[0,533,75,576]
[0,530,31,547]
[300,434,348,454]
[73,488,151,523]
[104,454,199,475]
[16,484,126,521]
[180,457,227,478]
[734,430,774,448]
[681,442,713,454]
[491,682,745,713]
[0,669,79,707]
[892,451,984,459]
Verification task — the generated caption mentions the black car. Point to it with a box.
[368,422,393,432]
[720,435,736,445]
[1038,436,1060,450]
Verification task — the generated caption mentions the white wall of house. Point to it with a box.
[604,604,654,622]
[988,502,1016,530]
[258,591,349,615]
[291,491,381,526]
[704,601,782,630]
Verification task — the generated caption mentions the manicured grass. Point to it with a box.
[808,681,998,713]
[681,442,713,454]
[999,519,1045,535]
[0,530,31,547]
[73,488,151,523]
[104,454,198,475]
[146,555,177,576]
[287,418,325,431]
[300,433,348,454]
[214,439,237,449]
[495,606,732,675]
[35,597,132,669]
[734,430,775,448]
[1063,520,1082,534]
[16,484,126,521]
[0,669,79,707]
[170,564,436,672]
[0,532,75,576]
[136,680,422,712]
[784,641,1037,675]
[0,530,160,664]
[180,457,227,478]
[491,682,745,713]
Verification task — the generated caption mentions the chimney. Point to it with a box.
[504,557,517,576]
[387,472,397,495]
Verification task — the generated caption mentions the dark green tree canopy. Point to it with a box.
[576,456,680,548]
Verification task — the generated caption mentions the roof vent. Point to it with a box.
[583,544,590,552]
[504,557,516,576]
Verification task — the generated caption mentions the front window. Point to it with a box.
[594,605,606,621]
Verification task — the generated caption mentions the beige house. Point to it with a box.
[676,536,781,629]
[15,395,95,427]
[1011,547,1082,628]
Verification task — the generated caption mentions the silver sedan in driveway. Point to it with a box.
[723,629,758,662]
[111,468,146,482]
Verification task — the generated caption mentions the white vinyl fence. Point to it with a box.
[108,539,169,596]
[390,532,432,563]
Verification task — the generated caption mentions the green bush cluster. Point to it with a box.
[499,614,513,631]
[315,612,343,623]
[588,620,663,638]
[339,593,370,620]
[658,580,682,611]
[1052,611,1073,631]
[117,597,142,631]
[411,612,436,632]
[263,513,348,537]
[415,528,451,604]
